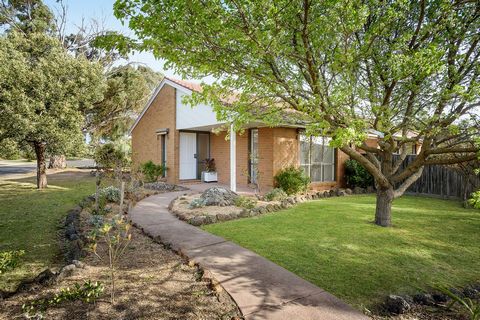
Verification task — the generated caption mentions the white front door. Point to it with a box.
[179,132,197,180]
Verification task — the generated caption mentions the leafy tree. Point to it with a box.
[111,0,480,226]
[87,65,163,141]
[0,31,104,188]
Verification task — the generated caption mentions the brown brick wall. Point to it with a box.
[210,131,249,188]
[131,85,179,184]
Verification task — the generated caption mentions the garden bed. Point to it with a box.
[0,183,241,320]
[170,187,356,226]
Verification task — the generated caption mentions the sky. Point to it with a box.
[43,0,207,82]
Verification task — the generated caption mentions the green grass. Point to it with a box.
[0,172,95,291]
[203,195,480,309]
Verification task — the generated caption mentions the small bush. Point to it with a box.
[140,160,166,183]
[189,198,206,209]
[344,159,374,188]
[274,167,310,195]
[94,143,129,170]
[468,190,480,209]
[99,186,121,203]
[0,250,25,274]
[234,196,257,209]
[22,280,104,316]
[264,188,288,201]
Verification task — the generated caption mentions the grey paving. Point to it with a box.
[130,190,369,320]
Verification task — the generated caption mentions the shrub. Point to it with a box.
[94,143,129,170]
[234,196,257,209]
[264,188,288,201]
[99,186,121,203]
[468,190,480,209]
[0,250,25,274]
[22,280,104,316]
[189,198,206,209]
[274,167,310,195]
[344,159,374,188]
[140,160,166,183]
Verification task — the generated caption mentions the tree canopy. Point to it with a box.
[111,0,480,226]
[0,29,104,187]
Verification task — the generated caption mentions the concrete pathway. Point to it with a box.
[130,191,369,320]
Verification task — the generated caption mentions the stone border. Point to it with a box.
[170,187,361,226]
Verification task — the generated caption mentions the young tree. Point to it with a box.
[0,31,104,188]
[110,0,480,226]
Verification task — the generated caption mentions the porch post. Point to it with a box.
[230,123,236,192]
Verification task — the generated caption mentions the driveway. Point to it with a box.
[0,159,95,177]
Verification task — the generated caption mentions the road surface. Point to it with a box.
[0,159,95,177]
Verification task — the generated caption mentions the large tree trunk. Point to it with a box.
[48,155,66,169]
[34,142,47,189]
[375,187,394,227]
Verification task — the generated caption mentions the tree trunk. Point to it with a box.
[34,142,47,189]
[48,155,66,169]
[375,187,394,227]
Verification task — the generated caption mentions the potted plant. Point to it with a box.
[201,158,218,182]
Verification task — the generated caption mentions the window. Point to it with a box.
[249,129,259,184]
[160,134,167,177]
[299,133,335,182]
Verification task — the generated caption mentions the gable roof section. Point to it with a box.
[129,77,201,135]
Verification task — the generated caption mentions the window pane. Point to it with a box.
[311,164,322,182]
[300,136,310,165]
[311,139,323,164]
[323,164,335,181]
[323,146,335,164]
[300,164,310,177]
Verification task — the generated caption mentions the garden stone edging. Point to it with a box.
[170,187,357,226]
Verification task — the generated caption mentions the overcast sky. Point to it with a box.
[44,0,210,82]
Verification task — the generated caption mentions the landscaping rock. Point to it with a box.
[258,206,267,214]
[337,190,346,196]
[432,292,449,303]
[200,187,238,206]
[413,293,435,305]
[352,186,365,194]
[329,190,336,197]
[58,264,77,280]
[190,216,207,226]
[366,186,375,193]
[239,209,250,218]
[316,191,324,198]
[323,191,330,197]
[72,260,86,269]
[266,204,274,212]
[345,188,352,195]
[463,285,480,298]
[384,295,411,314]
[34,269,57,286]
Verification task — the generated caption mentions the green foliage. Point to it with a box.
[140,160,166,183]
[189,198,206,209]
[274,167,310,195]
[436,286,480,320]
[89,216,131,304]
[22,280,104,316]
[344,159,374,189]
[468,191,480,209]
[0,250,25,274]
[264,188,288,202]
[234,196,257,209]
[94,143,130,170]
[99,186,121,203]
[87,65,163,141]
[0,31,104,157]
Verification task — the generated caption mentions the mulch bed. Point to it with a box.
[0,196,242,320]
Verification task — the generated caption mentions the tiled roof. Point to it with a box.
[165,76,203,93]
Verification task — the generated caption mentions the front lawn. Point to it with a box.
[203,195,480,309]
[0,171,95,291]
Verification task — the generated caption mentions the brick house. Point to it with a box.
[130,77,418,193]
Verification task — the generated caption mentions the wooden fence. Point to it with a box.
[394,155,480,200]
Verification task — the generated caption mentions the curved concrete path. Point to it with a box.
[130,191,369,320]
